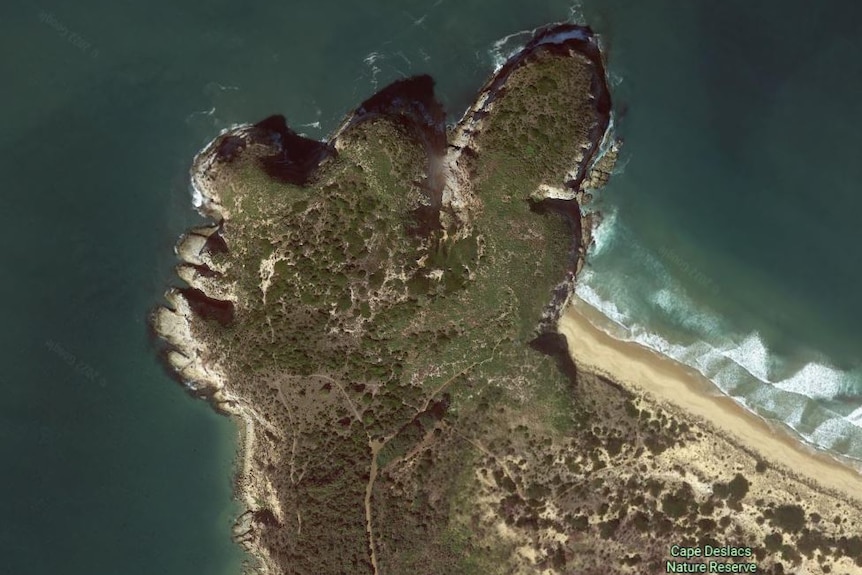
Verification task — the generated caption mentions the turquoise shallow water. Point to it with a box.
[575,0,862,459]
[1,0,579,573]
[6,0,862,571]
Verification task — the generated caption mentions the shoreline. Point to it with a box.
[149,17,862,571]
[152,22,613,574]
[558,295,862,500]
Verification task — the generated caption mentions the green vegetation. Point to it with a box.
[180,40,608,574]
[770,505,806,533]
[161,29,862,575]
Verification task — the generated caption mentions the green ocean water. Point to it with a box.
[5,0,862,572]
[576,1,862,459]
[0,1,580,573]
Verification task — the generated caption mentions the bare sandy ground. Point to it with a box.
[558,296,862,501]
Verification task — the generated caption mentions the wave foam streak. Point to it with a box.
[574,214,862,460]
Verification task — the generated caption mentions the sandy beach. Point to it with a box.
[558,295,862,500]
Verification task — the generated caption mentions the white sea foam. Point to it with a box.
[207,82,239,92]
[608,71,625,88]
[535,28,591,46]
[585,206,618,256]
[579,284,862,458]
[567,2,586,26]
[783,402,807,429]
[490,26,593,72]
[189,122,252,210]
[363,52,382,66]
[722,333,771,383]
[489,30,533,72]
[773,362,850,400]
[575,212,862,459]
[191,184,204,208]
[651,288,686,319]
[363,51,384,87]
[580,113,622,188]
[574,277,628,328]
[811,417,850,448]
[402,10,427,27]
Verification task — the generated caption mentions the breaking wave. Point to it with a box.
[575,213,862,461]
[488,29,535,72]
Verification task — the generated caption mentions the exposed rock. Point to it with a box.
[151,23,622,575]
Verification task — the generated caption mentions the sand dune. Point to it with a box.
[558,296,862,500]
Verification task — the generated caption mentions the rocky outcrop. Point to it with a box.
[151,22,614,575]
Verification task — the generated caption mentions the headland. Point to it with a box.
[152,22,862,575]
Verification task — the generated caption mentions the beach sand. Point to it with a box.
[558,295,862,500]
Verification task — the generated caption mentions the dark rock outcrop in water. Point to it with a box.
[252,115,335,185]
[151,23,635,575]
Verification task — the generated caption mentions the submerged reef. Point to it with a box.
[152,23,862,575]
